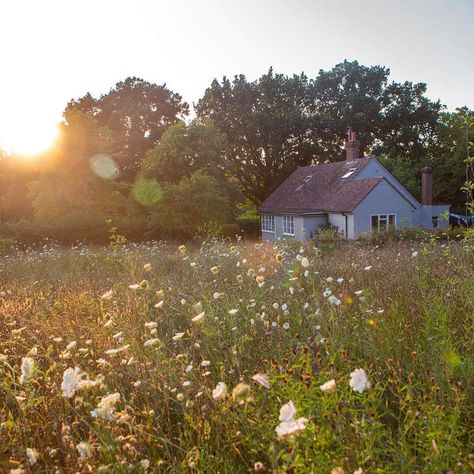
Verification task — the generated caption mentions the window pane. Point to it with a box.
[379,219,387,231]
[371,216,378,230]
[389,215,395,227]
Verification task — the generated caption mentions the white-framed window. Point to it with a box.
[261,214,275,232]
[371,214,396,232]
[283,216,295,236]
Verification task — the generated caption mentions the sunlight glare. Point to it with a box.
[0,119,59,157]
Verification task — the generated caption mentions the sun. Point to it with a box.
[0,121,59,157]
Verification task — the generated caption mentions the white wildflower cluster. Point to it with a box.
[91,392,121,421]
[275,401,308,438]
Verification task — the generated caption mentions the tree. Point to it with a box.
[312,60,441,162]
[29,109,132,221]
[150,171,231,238]
[66,77,189,181]
[196,62,442,204]
[141,120,227,184]
[380,108,474,211]
[196,69,319,204]
[0,153,37,221]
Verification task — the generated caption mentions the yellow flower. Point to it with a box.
[210,266,219,274]
[178,245,186,253]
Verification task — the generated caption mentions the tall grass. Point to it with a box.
[0,237,473,472]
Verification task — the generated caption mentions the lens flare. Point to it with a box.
[132,177,163,206]
[89,154,119,179]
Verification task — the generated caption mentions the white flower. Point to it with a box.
[192,311,205,323]
[228,308,238,315]
[328,295,341,305]
[105,344,130,355]
[76,441,92,458]
[185,364,193,373]
[19,357,34,384]
[66,340,77,351]
[61,367,84,398]
[326,276,333,283]
[140,459,150,471]
[323,288,332,298]
[337,277,344,283]
[252,373,270,389]
[154,300,164,308]
[26,448,38,465]
[201,360,211,367]
[353,469,364,474]
[283,322,290,330]
[364,265,372,271]
[349,368,371,393]
[412,251,418,258]
[183,380,191,387]
[212,382,227,401]
[279,400,296,421]
[172,332,185,341]
[354,290,363,296]
[145,321,158,329]
[101,290,113,300]
[144,338,160,347]
[91,392,120,421]
[301,257,309,268]
[276,400,307,438]
[213,292,221,299]
[276,417,308,438]
[319,379,336,393]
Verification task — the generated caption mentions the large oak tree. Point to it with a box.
[66,77,189,181]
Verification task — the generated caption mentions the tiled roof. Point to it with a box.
[258,158,382,213]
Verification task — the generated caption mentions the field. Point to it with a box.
[1,235,473,473]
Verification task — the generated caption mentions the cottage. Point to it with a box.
[258,131,449,242]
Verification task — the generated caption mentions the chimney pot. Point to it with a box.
[421,166,433,205]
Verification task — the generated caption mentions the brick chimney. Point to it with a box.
[421,166,433,205]
[344,128,360,162]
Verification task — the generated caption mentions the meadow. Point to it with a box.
[0,234,473,473]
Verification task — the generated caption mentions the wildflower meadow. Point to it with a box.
[1,235,473,473]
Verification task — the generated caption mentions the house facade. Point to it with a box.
[258,131,449,242]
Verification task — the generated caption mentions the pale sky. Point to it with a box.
[0,0,473,154]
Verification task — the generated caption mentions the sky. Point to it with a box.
[0,0,473,154]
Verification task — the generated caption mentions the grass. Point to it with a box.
[0,236,473,473]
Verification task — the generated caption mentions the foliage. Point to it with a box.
[0,239,473,472]
[149,171,232,239]
[197,62,441,204]
[196,68,319,204]
[0,153,37,221]
[141,120,228,184]
[66,77,189,181]
[380,108,474,210]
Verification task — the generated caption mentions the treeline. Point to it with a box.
[0,61,472,244]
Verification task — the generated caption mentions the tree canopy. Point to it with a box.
[66,77,189,181]
[197,61,442,204]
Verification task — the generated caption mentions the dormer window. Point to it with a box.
[296,175,312,191]
[341,168,357,179]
